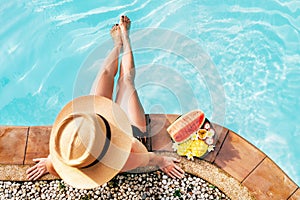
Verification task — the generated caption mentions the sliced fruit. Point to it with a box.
[190,140,208,158]
[177,139,193,156]
[167,110,205,143]
[197,129,208,139]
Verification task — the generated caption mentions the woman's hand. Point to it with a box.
[26,158,49,181]
[159,156,185,179]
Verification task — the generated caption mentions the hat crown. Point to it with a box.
[54,113,107,168]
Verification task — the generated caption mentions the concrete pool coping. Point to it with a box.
[0,114,299,199]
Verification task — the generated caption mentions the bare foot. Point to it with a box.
[110,24,122,46]
[119,15,131,39]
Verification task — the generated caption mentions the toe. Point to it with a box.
[119,15,131,31]
[110,24,118,35]
[120,15,125,23]
[124,16,130,22]
[120,15,130,22]
[111,24,118,31]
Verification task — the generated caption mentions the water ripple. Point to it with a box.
[230,5,300,32]
[136,0,189,27]
[53,0,138,26]
[0,0,299,185]
[29,0,73,12]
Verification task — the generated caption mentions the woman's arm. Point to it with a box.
[26,155,59,180]
[123,138,185,178]
[148,152,185,179]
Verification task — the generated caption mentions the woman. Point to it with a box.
[26,16,184,186]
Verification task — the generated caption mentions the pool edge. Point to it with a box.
[0,115,299,199]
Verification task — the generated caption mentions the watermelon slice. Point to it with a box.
[167,110,205,143]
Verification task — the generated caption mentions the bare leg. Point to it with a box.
[27,25,123,182]
[92,24,122,99]
[115,16,146,132]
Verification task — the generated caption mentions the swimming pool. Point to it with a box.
[1,0,299,185]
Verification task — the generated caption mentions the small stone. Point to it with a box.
[0,171,231,199]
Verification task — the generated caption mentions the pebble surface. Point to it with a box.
[0,171,230,200]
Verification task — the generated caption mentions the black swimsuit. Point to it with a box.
[131,114,152,151]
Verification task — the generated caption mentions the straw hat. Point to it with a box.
[49,95,134,189]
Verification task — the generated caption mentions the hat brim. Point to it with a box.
[50,95,133,189]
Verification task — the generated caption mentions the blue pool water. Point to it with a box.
[1,1,299,185]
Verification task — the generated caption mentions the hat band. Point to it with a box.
[82,114,111,169]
